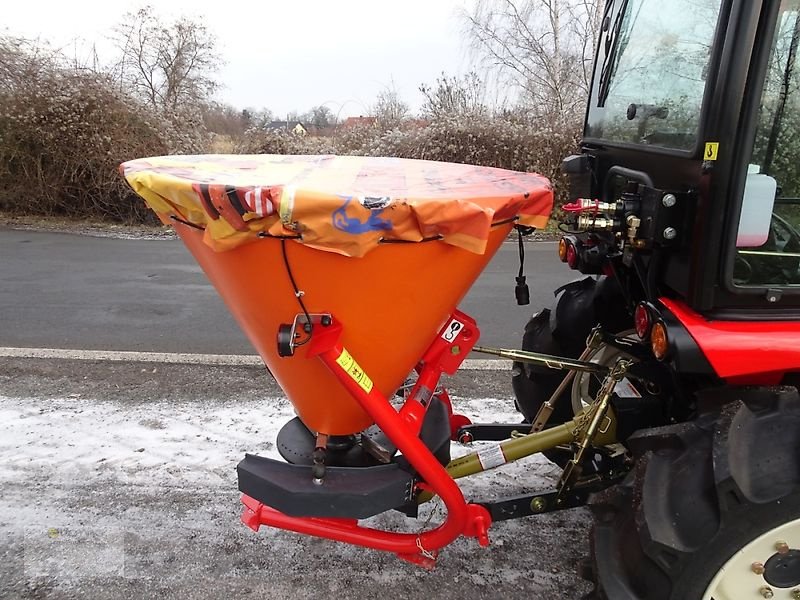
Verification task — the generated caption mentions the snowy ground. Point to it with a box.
[0,358,592,599]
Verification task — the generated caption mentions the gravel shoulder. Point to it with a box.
[0,214,176,240]
[0,358,592,599]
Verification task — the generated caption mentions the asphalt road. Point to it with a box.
[0,229,575,353]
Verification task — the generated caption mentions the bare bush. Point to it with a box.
[0,35,206,223]
[420,72,489,119]
[363,113,578,202]
[234,129,338,156]
[372,84,410,130]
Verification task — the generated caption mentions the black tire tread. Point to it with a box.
[588,386,800,600]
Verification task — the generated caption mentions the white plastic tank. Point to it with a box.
[737,164,777,247]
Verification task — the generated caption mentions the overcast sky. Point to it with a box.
[3,0,477,118]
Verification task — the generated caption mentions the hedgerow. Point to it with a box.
[236,115,579,204]
[1,35,579,224]
[0,37,206,223]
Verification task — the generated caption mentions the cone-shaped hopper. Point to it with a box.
[121,154,553,436]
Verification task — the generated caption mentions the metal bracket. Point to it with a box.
[557,357,632,501]
[277,313,332,357]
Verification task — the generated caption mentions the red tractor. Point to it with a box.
[511,0,800,596]
[121,1,800,598]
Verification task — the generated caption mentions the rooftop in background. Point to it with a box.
[342,116,378,128]
[265,122,308,135]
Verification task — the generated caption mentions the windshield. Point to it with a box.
[586,0,723,150]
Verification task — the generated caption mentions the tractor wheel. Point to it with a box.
[587,386,800,600]
[512,276,631,424]
[511,306,576,424]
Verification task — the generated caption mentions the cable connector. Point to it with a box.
[515,275,530,306]
[514,227,530,305]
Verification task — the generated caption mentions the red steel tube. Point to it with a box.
[244,318,491,562]
[315,340,474,554]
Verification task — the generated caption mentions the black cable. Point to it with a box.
[379,235,442,244]
[280,238,313,346]
[491,216,519,228]
[258,232,302,240]
[170,215,205,231]
[514,226,531,305]
[379,217,520,244]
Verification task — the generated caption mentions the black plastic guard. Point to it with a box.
[237,454,414,519]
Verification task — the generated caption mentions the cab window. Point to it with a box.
[586,0,722,150]
[734,3,800,288]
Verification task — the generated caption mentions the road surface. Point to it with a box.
[0,229,575,353]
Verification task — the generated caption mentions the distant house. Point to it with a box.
[342,116,378,128]
[266,121,308,136]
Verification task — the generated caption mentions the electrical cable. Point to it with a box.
[514,226,530,305]
[170,215,205,230]
[280,238,313,346]
[258,232,302,240]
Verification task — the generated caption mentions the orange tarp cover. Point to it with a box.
[121,154,553,257]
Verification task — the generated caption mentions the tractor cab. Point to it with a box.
[562,0,800,315]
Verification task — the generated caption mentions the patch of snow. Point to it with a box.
[0,396,293,486]
[0,394,559,493]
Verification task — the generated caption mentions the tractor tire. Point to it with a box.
[587,386,800,600]
[512,276,631,424]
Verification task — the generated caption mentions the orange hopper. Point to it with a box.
[121,154,553,436]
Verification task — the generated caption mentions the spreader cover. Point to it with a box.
[121,154,553,434]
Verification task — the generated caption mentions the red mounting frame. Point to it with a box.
[240,310,491,568]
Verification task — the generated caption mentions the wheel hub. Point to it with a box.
[702,518,800,600]
[765,549,800,589]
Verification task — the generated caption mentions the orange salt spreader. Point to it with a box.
[121,154,553,566]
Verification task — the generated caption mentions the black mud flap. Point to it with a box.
[237,454,415,519]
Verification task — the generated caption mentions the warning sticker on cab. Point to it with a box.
[336,348,374,393]
[704,142,719,161]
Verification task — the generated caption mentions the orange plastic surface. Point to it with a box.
[175,221,513,435]
[121,154,552,257]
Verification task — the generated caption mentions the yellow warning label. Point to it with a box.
[704,142,720,161]
[336,348,373,393]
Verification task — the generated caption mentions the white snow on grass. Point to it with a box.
[0,395,294,486]
[0,393,562,505]
[0,394,586,595]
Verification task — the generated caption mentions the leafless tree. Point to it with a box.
[420,72,488,118]
[305,105,337,128]
[241,107,274,130]
[112,6,220,112]
[372,84,410,129]
[463,0,604,122]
